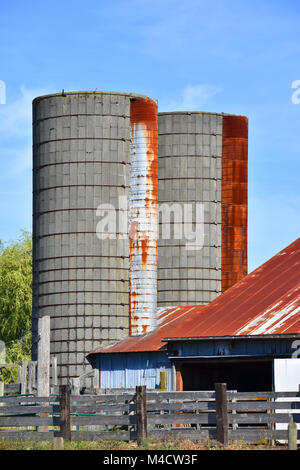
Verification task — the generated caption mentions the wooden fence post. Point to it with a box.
[21,361,28,394]
[28,362,33,394]
[288,421,297,450]
[52,357,58,389]
[17,365,22,384]
[59,384,71,441]
[53,436,64,450]
[215,383,229,446]
[37,316,50,397]
[136,385,147,445]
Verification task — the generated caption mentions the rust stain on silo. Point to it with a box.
[129,98,158,336]
[221,115,248,292]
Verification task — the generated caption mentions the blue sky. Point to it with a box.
[0,0,299,272]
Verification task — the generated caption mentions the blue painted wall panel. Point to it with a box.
[99,351,173,390]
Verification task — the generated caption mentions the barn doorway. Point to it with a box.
[180,359,273,392]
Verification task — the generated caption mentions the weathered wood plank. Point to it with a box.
[146,401,216,411]
[147,413,216,425]
[0,416,57,426]
[71,430,136,441]
[70,395,136,404]
[100,388,137,395]
[0,405,57,415]
[229,429,299,441]
[70,401,216,413]
[0,431,55,441]
[70,392,216,404]
[0,396,59,404]
[147,391,216,400]
[228,391,300,399]
[71,415,135,426]
[149,429,216,440]
[229,401,300,411]
[229,413,300,424]
[71,403,131,413]
[4,384,21,394]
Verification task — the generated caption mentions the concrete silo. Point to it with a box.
[32,92,158,384]
[157,112,247,307]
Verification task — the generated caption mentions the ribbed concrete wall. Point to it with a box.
[157,112,223,306]
[32,92,141,383]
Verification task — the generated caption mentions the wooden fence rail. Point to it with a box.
[0,384,300,445]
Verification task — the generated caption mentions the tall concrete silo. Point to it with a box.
[32,91,158,384]
[157,112,247,307]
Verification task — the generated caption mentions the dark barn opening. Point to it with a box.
[181,360,273,392]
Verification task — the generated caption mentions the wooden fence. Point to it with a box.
[0,358,58,395]
[0,384,300,445]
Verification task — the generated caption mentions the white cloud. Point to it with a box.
[162,84,222,112]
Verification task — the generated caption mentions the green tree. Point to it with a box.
[0,231,32,345]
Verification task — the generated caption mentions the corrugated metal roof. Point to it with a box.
[89,305,202,353]
[89,237,300,354]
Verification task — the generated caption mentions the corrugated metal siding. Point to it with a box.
[98,352,173,390]
[129,98,158,336]
[221,115,248,291]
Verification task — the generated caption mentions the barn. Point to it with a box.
[88,237,300,393]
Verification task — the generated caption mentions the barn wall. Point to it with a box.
[167,337,295,358]
[97,351,173,390]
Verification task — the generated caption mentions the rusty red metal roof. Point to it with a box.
[89,237,300,354]
[89,305,202,353]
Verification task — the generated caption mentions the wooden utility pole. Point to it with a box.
[136,385,147,445]
[215,383,229,446]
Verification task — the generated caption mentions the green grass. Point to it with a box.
[0,438,287,451]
